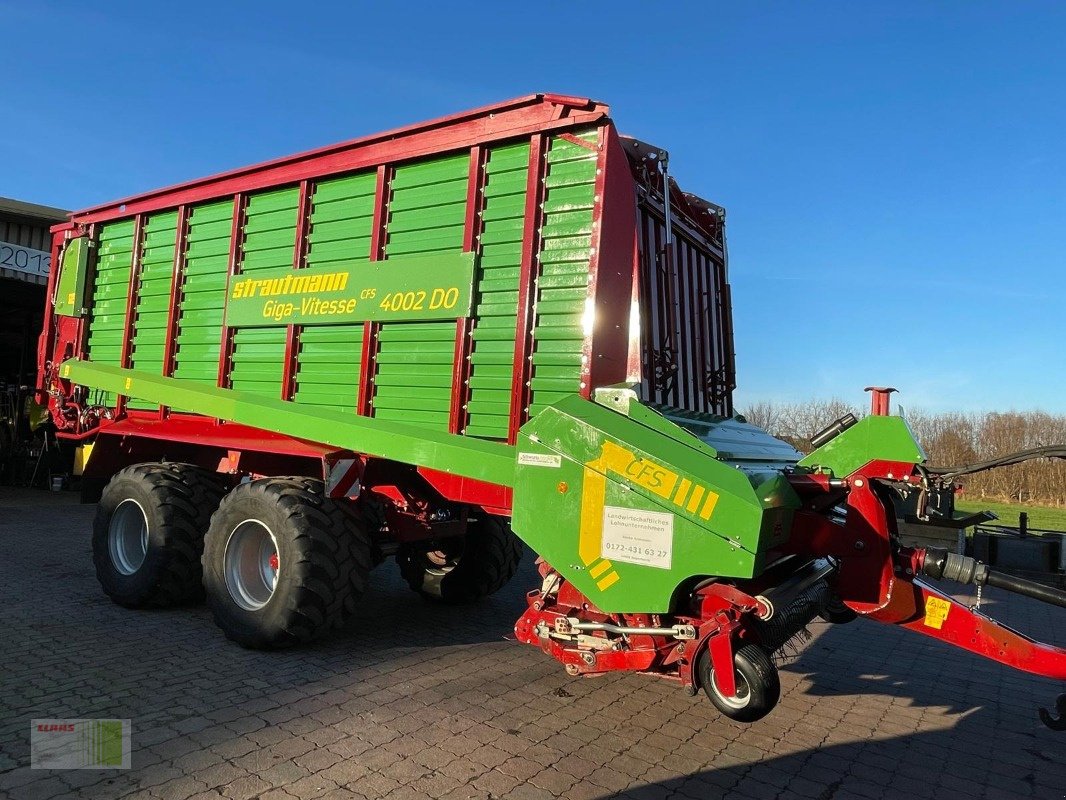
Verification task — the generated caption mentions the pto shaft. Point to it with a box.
[920,548,1066,609]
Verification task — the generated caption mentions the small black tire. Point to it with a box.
[820,595,858,625]
[202,477,372,649]
[397,513,522,604]
[92,463,226,608]
[697,643,781,723]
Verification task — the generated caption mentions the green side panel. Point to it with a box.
[465,141,529,440]
[797,415,926,478]
[128,210,178,410]
[527,132,598,419]
[294,172,377,413]
[60,359,516,487]
[229,187,299,397]
[174,199,232,386]
[54,237,91,317]
[86,220,136,408]
[512,394,800,614]
[373,153,467,430]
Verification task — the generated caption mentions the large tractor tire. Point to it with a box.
[202,477,372,649]
[697,642,781,723]
[397,513,522,604]
[92,463,226,608]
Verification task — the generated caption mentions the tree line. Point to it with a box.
[742,400,1066,507]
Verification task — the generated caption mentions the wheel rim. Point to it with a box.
[710,669,752,710]
[224,520,279,611]
[108,499,149,575]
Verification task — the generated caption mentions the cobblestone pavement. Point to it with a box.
[2,486,1064,800]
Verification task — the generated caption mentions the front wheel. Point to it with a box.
[92,463,225,608]
[202,478,372,649]
[397,513,522,604]
[697,643,781,722]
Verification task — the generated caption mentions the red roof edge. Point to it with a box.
[70,93,604,222]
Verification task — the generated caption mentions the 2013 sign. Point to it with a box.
[0,242,51,277]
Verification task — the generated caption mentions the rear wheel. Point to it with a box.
[92,463,226,608]
[397,513,522,604]
[697,643,781,722]
[202,477,372,649]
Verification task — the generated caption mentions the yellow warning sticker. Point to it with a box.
[124,378,132,390]
[924,596,952,630]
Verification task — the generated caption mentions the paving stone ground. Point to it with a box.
[1,486,1064,800]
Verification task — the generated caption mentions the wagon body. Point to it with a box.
[41,94,733,466]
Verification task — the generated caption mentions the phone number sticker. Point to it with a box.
[600,505,674,570]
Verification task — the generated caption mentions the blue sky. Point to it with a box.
[3,2,1064,413]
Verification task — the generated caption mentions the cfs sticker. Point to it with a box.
[518,452,561,468]
[923,596,952,630]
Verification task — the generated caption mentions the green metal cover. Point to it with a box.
[797,415,926,477]
[512,392,800,613]
[54,237,90,318]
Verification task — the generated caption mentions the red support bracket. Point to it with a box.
[864,386,897,416]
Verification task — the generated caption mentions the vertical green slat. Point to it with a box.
[128,210,178,410]
[527,131,599,418]
[372,154,468,430]
[292,172,376,413]
[464,141,529,439]
[86,219,137,407]
[174,199,233,386]
[229,187,299,397]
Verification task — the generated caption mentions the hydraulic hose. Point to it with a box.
[925,445,1066,480]
[984,571,1066,609]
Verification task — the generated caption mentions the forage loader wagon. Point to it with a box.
[39,94,1066,724]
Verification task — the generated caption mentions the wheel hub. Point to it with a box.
[108,499,149,575]
[224,520,279,611]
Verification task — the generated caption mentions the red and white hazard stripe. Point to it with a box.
[325,459,362,499]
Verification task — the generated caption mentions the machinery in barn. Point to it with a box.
[38,95,1066,725]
